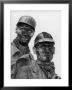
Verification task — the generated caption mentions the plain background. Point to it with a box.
[4,4,69,86]
[10,10,61,77]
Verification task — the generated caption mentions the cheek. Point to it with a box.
[30,32,34,37]
[49,54,53,60]
[22,31,31,37]
[38,50,44,57]
[16,29,22,35]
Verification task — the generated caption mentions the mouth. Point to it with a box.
[43,53,50,56]
[21,35,26,39]
[19,36,28,42]
[23,34,31,38]
[42,54,51,59]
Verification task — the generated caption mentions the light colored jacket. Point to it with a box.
[11,41,34,78]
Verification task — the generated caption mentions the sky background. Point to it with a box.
[10,10,61,76]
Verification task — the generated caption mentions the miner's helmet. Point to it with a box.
[16,16,36,30]
[34,32,55,48]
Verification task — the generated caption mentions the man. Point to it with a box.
[14,32,61,79]
[11,16,36,78]
[33,32,61,79]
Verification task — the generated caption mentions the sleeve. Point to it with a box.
[52,73,61,79]
[11,63,17,79]
[15,66,32,79]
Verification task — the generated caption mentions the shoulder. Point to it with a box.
[16,56,35,69]
[11,40,19,55]
[16,58,30,67]
[11,63,16,78]
[11,41,16,50]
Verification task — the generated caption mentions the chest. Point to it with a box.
[15,63,47,79]
[11,45,30,65]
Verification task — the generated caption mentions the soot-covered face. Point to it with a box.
[16,23,34,44]
[36,42,55,62]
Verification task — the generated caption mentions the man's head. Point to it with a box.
[16,16,36,44]
[33,32,55,62]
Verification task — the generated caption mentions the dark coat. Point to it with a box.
[13,60,61,79]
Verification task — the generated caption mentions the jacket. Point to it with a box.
[13,60,61,79]
[11,38,34,78]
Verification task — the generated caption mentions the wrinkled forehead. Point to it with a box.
[36,42,55,48]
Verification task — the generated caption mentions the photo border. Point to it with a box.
[0,0,70,89]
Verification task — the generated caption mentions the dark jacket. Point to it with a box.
[13,60,61,79]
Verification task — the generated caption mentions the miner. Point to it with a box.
[13,32,61,79]
[11,16,36,78]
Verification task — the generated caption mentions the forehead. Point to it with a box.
[36,42,54,48]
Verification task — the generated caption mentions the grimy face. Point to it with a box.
[16,24,34,43]
[36,42,55,62]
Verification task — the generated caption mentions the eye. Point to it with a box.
[28,30,32,34]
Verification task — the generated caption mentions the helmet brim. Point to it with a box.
[16,22,35,30]
[34,39,55,48]
[35,38,55,45]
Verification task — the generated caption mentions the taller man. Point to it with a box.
[11,16,36,78]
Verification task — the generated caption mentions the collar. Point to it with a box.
[13,37,30,55]
[36,60,55,78]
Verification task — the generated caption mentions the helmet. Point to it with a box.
[17,16,36,29]
[34,32,55,47]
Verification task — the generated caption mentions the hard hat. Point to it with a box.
[17,16,36,29]
[34,32,55,47]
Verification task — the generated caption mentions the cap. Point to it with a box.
[17,16,36,29]
[34,32,55,47]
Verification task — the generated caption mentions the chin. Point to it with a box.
[41,57,47,61]
[21,39,29,43]
[41,57,51,62]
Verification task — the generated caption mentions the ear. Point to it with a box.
[15,27,18,33]
[33,47,36,54]
[30,31,34,37]
[15,27,21,34]
[52,47,55,54]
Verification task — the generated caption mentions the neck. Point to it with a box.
[36,59,55,78]
[19,41,28,47]
[13,37,30,54]
[17,36,29,45]
[38,61,51,65]
[37,57,51,64]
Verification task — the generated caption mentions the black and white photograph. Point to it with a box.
[11,11,61,79]
[4,4,69,86]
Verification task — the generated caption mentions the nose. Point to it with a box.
[45,48,50,53]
